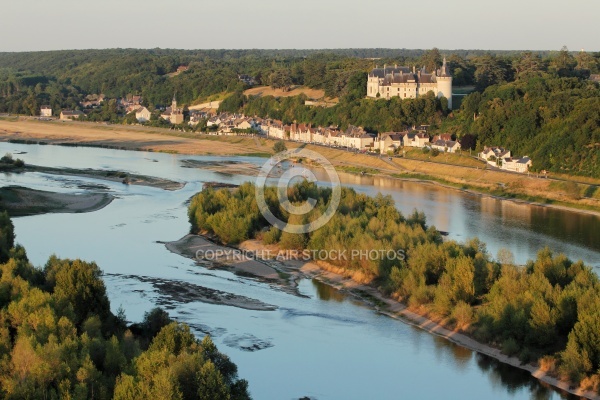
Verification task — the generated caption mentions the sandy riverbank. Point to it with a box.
[168,233,599,399]
[24,164,185,191]
[0,186,114,216]
[164,234,285,283]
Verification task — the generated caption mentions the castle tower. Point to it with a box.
[436,57,453,109]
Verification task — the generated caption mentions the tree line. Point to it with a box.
[188,183,600,392]
[0,211,251,399]
[1,47,597,115]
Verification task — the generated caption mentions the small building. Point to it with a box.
[479,146,511,166]
[40,105,52,117]
[432,139,461,153]
[135,107,151,123]
[377,132,405,154]
[403,132,430,148]
[238,74,257,86]
[502,156,532,173]
[60,110,84,120]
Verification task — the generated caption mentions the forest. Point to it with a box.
[1,47,596,113]
[0,211,251,400]
[188,183,600,392]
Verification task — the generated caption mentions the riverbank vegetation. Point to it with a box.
[0,211,250,399]
[188,183,600,392]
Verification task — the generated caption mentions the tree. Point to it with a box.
[420,48,442,73]
[268,69,292,91]
[459,133,477,151]
[273,140,287,153]
[513,52,543,78]
[0,211,15,263]
[45,258,111,328]
[550,46,576,76]
[473,55,512,91]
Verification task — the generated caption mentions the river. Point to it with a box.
[2,141,597,399]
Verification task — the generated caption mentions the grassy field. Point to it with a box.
[243,85,337,102]
[402,148,484,168]
[1,118,599,214]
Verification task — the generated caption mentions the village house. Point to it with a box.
[188,110,210,126]
[432,133,452,142]
[431,139,461,153]
[403,132,430,148]
[134,106,151,123]
[40,105,52,117]
[376,132,405,154]
[234,118,253,130]
[60,110,84,120]
[502,156,532,173]
[80,94,105,109]
[265,120,286,140]
[479,146,511,166]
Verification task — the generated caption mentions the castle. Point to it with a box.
[367,57,452,109]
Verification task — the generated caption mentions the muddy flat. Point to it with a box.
[0,185,114,216]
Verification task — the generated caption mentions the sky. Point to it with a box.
[0,0,598,52]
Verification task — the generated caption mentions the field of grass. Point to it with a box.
[244,85,337,102]
[402,148,485,168]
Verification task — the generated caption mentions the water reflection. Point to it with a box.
[311,279,346,302]
[476,354,578,400]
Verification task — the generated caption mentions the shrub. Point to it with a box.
[502,338,520,357]
[431,148,440,157]
[452,301,473,330]
[539,355,557,372]
[422,146,430,154]
[262,226,281,245]
[273,140,287,153]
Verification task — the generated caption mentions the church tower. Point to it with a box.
[436,57,453,109]
[171,93,177,111]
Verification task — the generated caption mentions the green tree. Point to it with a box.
[273,140,287,153]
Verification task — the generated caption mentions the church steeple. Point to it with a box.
[172,93,177,110]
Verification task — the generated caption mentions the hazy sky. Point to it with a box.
[1,0,598,52]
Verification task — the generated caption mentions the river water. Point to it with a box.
[3,142,597,400]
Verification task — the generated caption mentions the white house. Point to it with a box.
[60,110,84,120]
[376,133,404,154]
[135,107,151,123]
[403,132,430,148]
[431,139,461,153]
[40,105,52,117]
[502,156,532,173]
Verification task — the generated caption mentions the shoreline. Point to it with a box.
[1,119,599,218]
[168,233,599,400]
